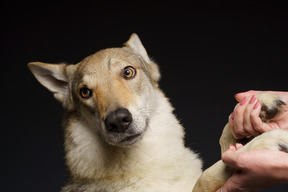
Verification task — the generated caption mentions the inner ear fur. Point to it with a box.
[28,62,69,102]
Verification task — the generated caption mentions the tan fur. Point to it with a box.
[28,34,288,192]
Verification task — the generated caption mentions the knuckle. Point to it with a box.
[254,125,264,133]
[234,108,242,116]
[249,112,255,119]
[231,131,239,139]
[233,131,244,139]
[243,125,250,132]
[247,90,256,95]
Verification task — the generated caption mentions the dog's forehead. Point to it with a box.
[77,47,142,73]
[73,47,149,87]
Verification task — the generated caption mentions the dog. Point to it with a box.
[28,34,203,191]
[28,34,288,192]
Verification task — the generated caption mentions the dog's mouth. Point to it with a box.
[104,132,143,146]
[120,133,142,145]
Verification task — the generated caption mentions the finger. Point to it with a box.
[233,97,249,138]
[220,172,247,192]
[229,144,236,151]
[268,121,282,130]
[242,96,261,136]
[235,143,244,150]
[222,144,249,171]
[222,146,238,167]
[220,176,236,192]
[249,101,265,134]
[253,119,275,133]
[228,111,234,130]
[242,97,254,134]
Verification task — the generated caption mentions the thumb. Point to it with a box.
[219,173,245,192]
[221,146,240,168]
[234,90,261,102]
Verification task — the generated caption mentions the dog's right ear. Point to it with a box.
[28,62,74,104]
[125,33,161,86]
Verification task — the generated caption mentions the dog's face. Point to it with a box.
[28,34,160,146]
[71,47,159,146]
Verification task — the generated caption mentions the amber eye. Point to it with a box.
[122,66,136,79]
[80,87,92,99]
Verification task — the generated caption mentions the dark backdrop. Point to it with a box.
[2,0,288,191]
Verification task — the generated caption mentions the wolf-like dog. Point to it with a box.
[28,34,202,191]
[28,34,288,192]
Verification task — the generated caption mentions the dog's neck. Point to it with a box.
[63,90,185,182]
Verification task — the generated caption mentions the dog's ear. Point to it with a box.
[28,62,74,103]
[125,33,150,63]
[125,33,161,86]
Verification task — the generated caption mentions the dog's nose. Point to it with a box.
[105,108,132,133]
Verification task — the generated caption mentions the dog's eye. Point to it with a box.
[122,66,136,79]
[80,87,92,99]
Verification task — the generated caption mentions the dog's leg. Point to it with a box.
[219,123,255,154]
[220,93,286,154]
[193,93,287,192]
[193,129,288,192]
[192,159,233,192]
[219,123,237,154]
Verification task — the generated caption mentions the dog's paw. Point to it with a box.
[238,129,288,153]
[256,93,286,122]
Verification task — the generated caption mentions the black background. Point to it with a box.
[2,0,288,191]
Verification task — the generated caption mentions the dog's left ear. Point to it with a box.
[125,33,150,63]
[125,33,161,86]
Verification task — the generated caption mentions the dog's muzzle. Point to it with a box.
[104,108,142,146]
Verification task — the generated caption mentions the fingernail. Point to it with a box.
[249,95,256,104]
[231,111,235,120]
[253,101,260,109]
[240,97,247,105]
[229,144,234,150]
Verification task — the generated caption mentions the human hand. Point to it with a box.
[229,90,288,139]
[217,144,288,192]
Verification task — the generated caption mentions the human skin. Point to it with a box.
[229,90,288,139]
[216,90,288,192]
[217,144,288,192]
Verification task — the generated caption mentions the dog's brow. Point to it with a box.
[108,58,113,70]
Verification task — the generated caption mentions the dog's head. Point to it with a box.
[28,34,161,146]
